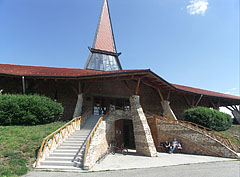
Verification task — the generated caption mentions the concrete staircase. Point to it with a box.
[36,115,101,170]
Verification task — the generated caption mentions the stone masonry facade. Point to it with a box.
[84,95,158,169]
[151,119,238,158]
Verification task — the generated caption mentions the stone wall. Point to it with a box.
[154,119,238,158]
[130,95,157,157]
[84,104,158,169]
[83,114,116,170]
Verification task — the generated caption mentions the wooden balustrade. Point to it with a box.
[146,111,240,153]
[83,110,111,168]
[83,116,103,167]
[35,116,82,167]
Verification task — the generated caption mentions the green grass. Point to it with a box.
[220,125,240,147]
[0,122,66,177]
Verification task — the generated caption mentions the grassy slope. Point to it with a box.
[0,122,66,177]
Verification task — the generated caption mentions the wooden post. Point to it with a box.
[157,88,164,102]
[166,91,171,101]
[135,78,141,95]
[22,76,25,94]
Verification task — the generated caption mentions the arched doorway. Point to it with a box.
[115,119,135,149]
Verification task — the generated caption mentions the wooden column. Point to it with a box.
[157,88,164,102]
[135,78,141,95]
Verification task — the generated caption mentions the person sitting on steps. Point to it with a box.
[169,138,182,153]
[163,141,171,152]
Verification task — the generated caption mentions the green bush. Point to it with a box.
[0,94,64,125]
[184,106,232,131]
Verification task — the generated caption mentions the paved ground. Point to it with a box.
[24,161,240,177]
[24,151,240,177]
[91,151,235,171]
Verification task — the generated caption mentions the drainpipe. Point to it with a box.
[22,76,25,94]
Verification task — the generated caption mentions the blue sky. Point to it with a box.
[0,0,239,96]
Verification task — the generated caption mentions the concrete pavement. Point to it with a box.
[91,151,235,171]
[24,161,240,177]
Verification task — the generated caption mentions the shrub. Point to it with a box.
[184,106,232,131]
[0,94,64,125]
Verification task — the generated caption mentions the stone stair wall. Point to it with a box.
[150,119,238,158]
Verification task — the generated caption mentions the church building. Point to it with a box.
[0,0,240,170]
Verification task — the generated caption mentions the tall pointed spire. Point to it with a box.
[85,0,122,71]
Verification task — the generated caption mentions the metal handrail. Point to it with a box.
[35,116,81,167]
[146,111,240,152]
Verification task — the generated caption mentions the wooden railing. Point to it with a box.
[83,116,103,166]
[146,111,240,153]
[83,111,111,168]
[35,116,82,167]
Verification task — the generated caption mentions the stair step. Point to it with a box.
[57,147,80,150]
[64,140,85,143]
[37,115,101,170]
[50,152,76,157]
[36,165,82,170]
[67,137,86,140]
[40,160,75,167]
[47,156,74,161]
[55,149,79,153]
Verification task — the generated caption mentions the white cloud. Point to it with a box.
[225,88,239,96]
[187,0,209,16]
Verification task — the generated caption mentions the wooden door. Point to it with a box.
[115,120,124,147]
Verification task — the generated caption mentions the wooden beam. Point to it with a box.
[122,81,133,95]
[231,105,237,111]
[210,99,217,109]
[226,106,234,111]
[135,78,141,95]
[142,81,158,90]
[83,82,93,97]
[157,88,164,102]
[233,105,238,111]
[195,94,203,107]
[184,95,191,107]
[192,96,196,107]
[167,91,171,101]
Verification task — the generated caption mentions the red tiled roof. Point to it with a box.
[173,83,240,100]
[93,0,116,53]
[0,63,239,101]
[0,63,146,77]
